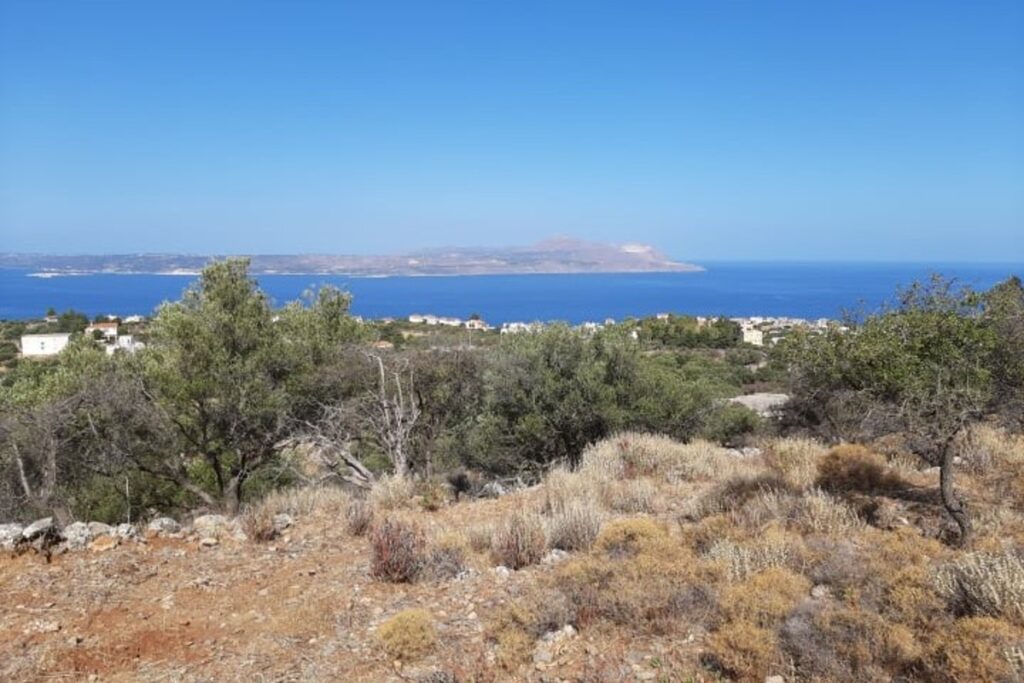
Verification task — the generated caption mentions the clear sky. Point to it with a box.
[0,1,1021,261]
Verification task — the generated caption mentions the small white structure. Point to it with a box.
[105,335,145,355]
[20,333,72,357]
[742,328,765,347]
[465,319,490,331]
[85,321,118,341]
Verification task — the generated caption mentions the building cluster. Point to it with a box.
[407,314,492,331]
[729,316,836,347]
[19,318,146,358]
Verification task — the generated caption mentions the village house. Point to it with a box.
[465,318,490,331]
[742,328,765,346]
[20,333,72,357]
[85,321,119,341]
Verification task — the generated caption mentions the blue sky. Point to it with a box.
[0,1,1021,261]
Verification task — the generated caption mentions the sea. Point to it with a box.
[1,262,1021,324]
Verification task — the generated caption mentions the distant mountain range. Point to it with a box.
[0,238,703,276]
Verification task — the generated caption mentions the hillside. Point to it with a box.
[3,430,1024,682]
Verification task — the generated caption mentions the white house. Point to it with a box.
[85,321,118,341]
[104,335,145,355]
[465,319,490,331]
[20,333,72,357]
[742,328,765,347]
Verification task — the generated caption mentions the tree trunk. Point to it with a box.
[939,443,971,547]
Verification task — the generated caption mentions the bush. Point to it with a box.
[936,551,1024,625]
[545,502,602,552]
[762,437,826,489]
[370,474,416,510]
[701,403,762,445]
[377,609,437,660]
[466,524,493,554]
[491,512,547,569]
[791,489,865,535]
[923,616,1024,683]
[345,498,374,537]
[370,517,426,582]
[704,530,796,582]
[816,444,905,494]
[720,567,810,627]
[416,478,449,511]
[541,466,603,515]
[706,620,778,680]
[607,479,657,513]
[424,532,469,581]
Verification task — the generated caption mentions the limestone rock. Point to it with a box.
[89,535,119,552]
[62,522,95,550]
[88,522,114,537]
[114,523,138,540]
[272,513,294,534]
[147,517,182,535]
[22,517,56,541]
[0,523,24,550]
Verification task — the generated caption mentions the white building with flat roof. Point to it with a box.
[21,333,72,357]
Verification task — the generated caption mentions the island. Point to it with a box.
[0,237,702,277]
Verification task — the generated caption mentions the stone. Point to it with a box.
[765,676,785,683]
[0,523,24,550]
[479,481,507,498]
[22,517,56,541]
[192,514,246,541]
[147,517,181,535]
[272,513,294,534]
[810,584,833,600]
[87,522,114,537]
[492,566,512,580]
[199,537,219,547]
[62,522,94,550]
[542,549,569,565]
[114,523,138,539]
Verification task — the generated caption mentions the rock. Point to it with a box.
[147,517,181,535]
[542,549,570,565]
[113,523,138,540]
[810,584,833,600]
[87,522,113,537]
[765,676,785,683]
[24,619,61,635]
[479,481,507,498]
[89,535,119,552]
[492,566,512,580]
[62,522,95,550]
[199,537,219,548]
[0,523,24,550]
[272,513,294,534]
[22,517,56,541]
[192,514,246,541]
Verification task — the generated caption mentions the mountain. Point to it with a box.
[0,239,703,276]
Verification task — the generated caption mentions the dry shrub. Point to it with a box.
[703,528,797,582]
[607,479,658,513]
[579,433,750,483]
[684,472,794,521]
[425,532,469,580]
[541,466,604,515]
[705,620,778,681]
[721,567,811,627]
[377,608,437,660]
[488,589,576,670]
[241,503,279,543]
[936,550,1024,625]
[780,602,922,681]
[466,524,493,554]
[416,478,450,511]
[554,518,713,632]
[370,474,417,510]
[762,436,826,489]
[370,516,426,582]
[546,502,602,552]
[923,616,1024,683]
[791,489,865,535]
[345,498,374,537]
[491,512,547,569]
[816,444,907,494]
[959,424,1024,473]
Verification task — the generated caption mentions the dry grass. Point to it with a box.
[370,474,417,510]
[761,436,826,489]
[345,497,374,536]
[241,486,352,541]
[545,502,602,552]
[370,516,426,582]
[816,444,907,494]
[703,528,797,581]
[490,511,547,569]
[377,608,437,660]
[578,433,753,483]
[936,550,1024,625]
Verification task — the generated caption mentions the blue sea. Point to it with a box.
[1,263,1021,323]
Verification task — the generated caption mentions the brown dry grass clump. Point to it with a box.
[706,620,779,681]
[816,444,907,494]
[377,608,437,660]
[490,511,547,569]
[761,436,826,490]
[370,516,426,582]
[924,616,1024,683]
[545,502,602,552]
[345,498,374,536]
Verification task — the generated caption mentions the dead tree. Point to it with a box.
[363,352,421,479]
